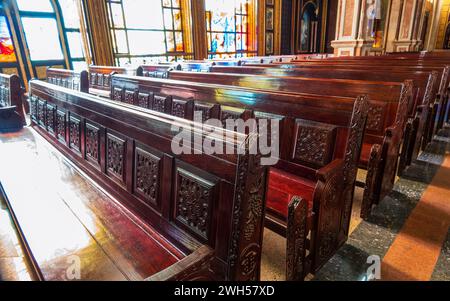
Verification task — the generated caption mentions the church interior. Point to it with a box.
[0,0,449,283]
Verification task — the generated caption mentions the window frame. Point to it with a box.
[105,0,193,66]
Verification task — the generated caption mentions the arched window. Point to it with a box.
[106,0,193,66]
[299,2,318,53]
[205,0,257,58]
[15,0,66,78]
[57,0,90,71]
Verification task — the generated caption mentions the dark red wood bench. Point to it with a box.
[47,68,89,93]
[4,79,269,281]
[0,73,25,133]
[108,74,369,279]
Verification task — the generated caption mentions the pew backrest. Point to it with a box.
[47,68,89,93]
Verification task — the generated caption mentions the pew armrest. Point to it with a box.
[316,159,344,182]
[145,246,215,281]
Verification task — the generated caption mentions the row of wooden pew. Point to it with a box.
[45,53,450,279]
[0,51,447,281]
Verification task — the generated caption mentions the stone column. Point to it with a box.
[331,0,382,56]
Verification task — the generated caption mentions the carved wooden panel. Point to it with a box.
[37,99,46,128]
[113,87,123,102]
[366,104,386,132]
[175,167,215,241]
[97,74,104,87]
[137,92,152,109]
[152,95,169,113]
[124,90,136,105]
[194,102,216,122]
[134,146,162,207]
[30,96,38,121]
[73,78,80,91]
[45,104,56,134]
[90,73,97,86]
[221,107,244,127]
[0,86,10,106]
[85,122,100,166]
[106,132,126,184]
[172,99,190,119]
[69,115,82,153]
[293,119,336,167]
[56,110,66,143]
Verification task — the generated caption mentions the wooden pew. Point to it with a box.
[89,65,137,98]
[108,74,369,279]
[0,73,25,133]
[6,79,268,281]
[46,68,89,93]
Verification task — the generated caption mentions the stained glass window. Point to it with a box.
[58,0,89,71]
[205,0,256,58]
[0,16,17,63]
[106,0,192,66]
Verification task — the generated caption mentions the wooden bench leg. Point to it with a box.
[286,196,308,281]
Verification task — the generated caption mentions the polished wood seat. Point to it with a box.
[0,129,183,280]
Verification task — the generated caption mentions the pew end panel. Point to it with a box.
[0,73,25,132]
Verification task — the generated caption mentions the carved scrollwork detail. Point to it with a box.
[124,90,136,105]
[361,144,381,219]
[46,104,56,133]
[69,116,81,153]
[153,95,167,113]
[286,197,308,281]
